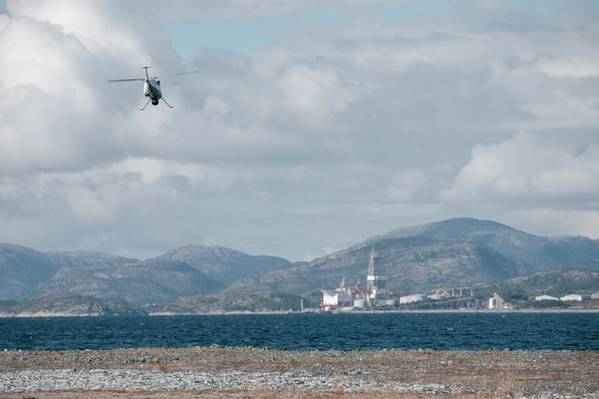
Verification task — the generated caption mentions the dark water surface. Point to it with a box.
[1,312,598,351]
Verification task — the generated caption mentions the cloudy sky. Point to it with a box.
[1,0,598,260]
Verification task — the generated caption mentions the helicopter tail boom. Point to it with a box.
[141,66,152,80]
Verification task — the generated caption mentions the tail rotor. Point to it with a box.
[141,66,152,80]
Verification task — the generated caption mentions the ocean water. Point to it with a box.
[1,312,598,351]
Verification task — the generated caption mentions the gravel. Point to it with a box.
[0,368,460,394]
[1,347,598,398]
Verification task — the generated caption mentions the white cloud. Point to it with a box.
[0,7,131,174]
[540,58,599,78]
[279,65,352,123]
[387,170,433,201]
[1,0,599,258]
[8,0,149,60]
[66,187,115,224]
[110,158,233,191]
[0,14,9,31]
[443,132,599,200]
[503,209,599,240]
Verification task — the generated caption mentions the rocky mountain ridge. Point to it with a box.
[1,218,599,314]
[0,243,293,307]
[226,218,599,297]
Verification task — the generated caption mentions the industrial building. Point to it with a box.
[365,249,395,306]
[427,289,453,300]
[400,294,425,304]
[427,293,444,300]
[560,294,584,302]
[321,278,353,311]
[320,248,477,310]
[321,249,395,309]
[488,293,512,310]
[534,294,559,301]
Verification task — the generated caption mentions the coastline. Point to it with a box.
[0,311,104,318]
[2,307,599,318]
[149,308,599,316]
[1,347,597,398]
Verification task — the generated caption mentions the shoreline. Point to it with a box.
[149,308,599,316]
[1,307,599,318]
[1,347,597,398]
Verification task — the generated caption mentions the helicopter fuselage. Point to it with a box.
[143,78,162,105]
[109,66,173,110]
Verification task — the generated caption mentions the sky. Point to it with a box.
[0,0,598,260]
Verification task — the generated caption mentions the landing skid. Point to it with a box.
[139,98,151,111]
[162,97,174,108]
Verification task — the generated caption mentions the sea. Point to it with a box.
[1,312,598,351]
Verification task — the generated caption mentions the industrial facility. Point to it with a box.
[321,250,395,311]
[488,293,513,310]
[534,294,560,301]
[321,278,353,310]
[320,249,476,311]
[319,253,599,311]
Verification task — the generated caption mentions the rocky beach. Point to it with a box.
[1,347,598,398]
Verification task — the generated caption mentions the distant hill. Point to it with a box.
[2,217,599,314]
[0,295,145,317]
[39,258,219,305]
[378,218,599,273]
[0,244,293,307]
[496,269,599,298]
[162,292,301,314]
[225,235,520,295]
[154,245,294,286]
[0,244,61,300]
[228,218,599,297]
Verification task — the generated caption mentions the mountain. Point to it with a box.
[0,247,219,305]
[0,244,60,300]
[162,292,301,314]
[154,245,293,286]
[378,218,599,272]
[496,269,599,298]
[2,217,599,314]
[0,244,293,307]
[225,235,520,295]
[39,258,218,305]
[0,295,145,317]
[221,218,599,297]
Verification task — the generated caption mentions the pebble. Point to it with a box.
[0,368,456,393]
[0,348,596,397]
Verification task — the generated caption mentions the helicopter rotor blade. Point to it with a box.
[165,70,200,77]
[107,78,145,83]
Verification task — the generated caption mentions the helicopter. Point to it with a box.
[108,66,188,111]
